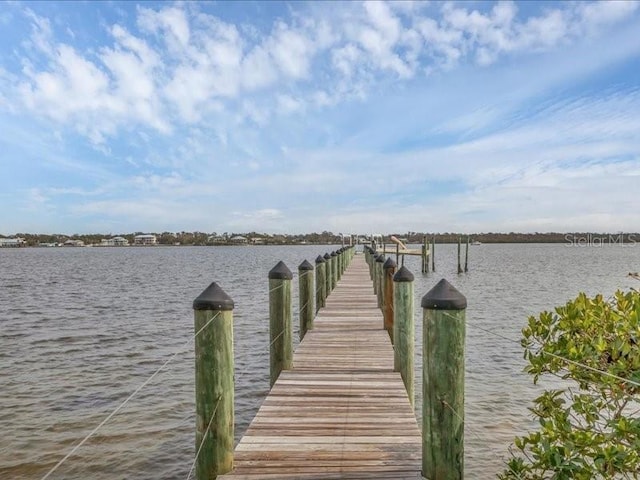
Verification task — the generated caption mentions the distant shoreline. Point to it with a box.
[1,232,639,248]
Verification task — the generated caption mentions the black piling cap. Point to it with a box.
[393,265,414,283]
[193,282,234,311]
[269,260,293,280]
[383,257,397,270]
[315,255,326,264]
[331,251,337,257]
[375,254,385,263]
[299,259,314,271]
[421,278,467,310]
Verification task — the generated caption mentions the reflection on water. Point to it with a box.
[1,244,638,479]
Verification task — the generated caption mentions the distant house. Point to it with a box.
[100,236,129,247]
[0,237,25,248]
[134,234,157,245]
[208,235,227,244]
[63,239,85,247]
[230,235,248,245]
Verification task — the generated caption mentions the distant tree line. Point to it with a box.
[2,231,639,247]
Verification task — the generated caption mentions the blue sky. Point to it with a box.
[1,1,639,235]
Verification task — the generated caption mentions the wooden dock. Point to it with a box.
[219,254,422,479]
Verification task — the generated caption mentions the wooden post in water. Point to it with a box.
[395,243,400,265]
[269,261,293,387]
[393,266,414,406]
[421,279,467,480]
[457,237,463,274]
[464,236,469,273]
[431,236,436,272]
[315,255,326,311]
[193,282,235,479]
[375,254,385,309]
[423,235,429,273]
[382,257,396,340]
[298,260,314,340]
[324,253,332,295]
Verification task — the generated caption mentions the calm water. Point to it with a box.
[1,244,638,479]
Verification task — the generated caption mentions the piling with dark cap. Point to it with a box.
[193,282,235,478]
[315,255,326,311]
[324,253,332,296]
[421,279,467,480]
[372,253,380,294]
[393,266,414,406]
[298,260,315,340]
[383,257,396,339]
[269,261,293,387]
[375,254,385,308]
[330,251,338,290]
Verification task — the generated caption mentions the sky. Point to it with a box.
[1,0,640,235]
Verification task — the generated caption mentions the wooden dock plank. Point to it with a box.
[219,254,422,479]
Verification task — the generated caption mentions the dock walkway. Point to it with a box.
[220,254,422,479]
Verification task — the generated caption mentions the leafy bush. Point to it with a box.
[501,290,640,479]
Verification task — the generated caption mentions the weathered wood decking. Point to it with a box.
[220,254,422,479]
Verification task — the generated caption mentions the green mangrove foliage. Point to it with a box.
[501,290,640,479]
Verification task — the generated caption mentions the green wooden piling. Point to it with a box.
[421,279,466,480]
[372,253,380,295]
[375,254,385,309]
[298,260,314,340]
[315,255,326,311]
[383,257,396,340]
[193,282,235,479]
[457,237,463,274]
[269,261,293,387]
[324,253,332,295]
[330,251,338,290]
[393,266,414,406]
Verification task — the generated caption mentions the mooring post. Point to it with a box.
[315,255,326,311]
[457,237,463,274]
[393,266,414,406]
[269,261,293,387]
[421,279,466,480]
[298,260,314,340]
[324,253,332,295]
[383,257,396,340]
[431,236,436,272]
[330,251,338,290]
[375,254,385,309]
[464,236,469,273]
[424,235,429,273]
[193,282,235,479]
[372,253,380,294]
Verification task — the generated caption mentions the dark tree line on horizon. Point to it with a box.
[2,231,639,247]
